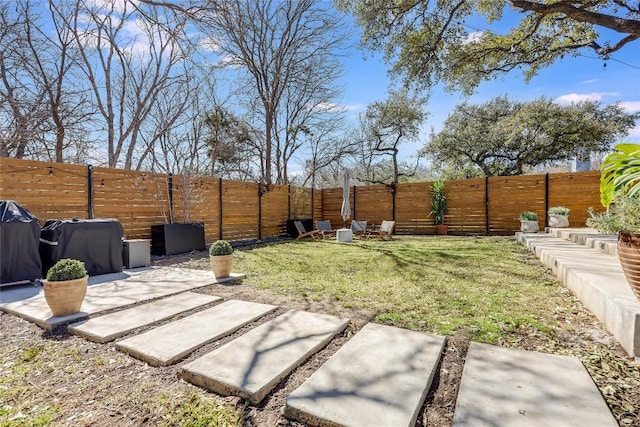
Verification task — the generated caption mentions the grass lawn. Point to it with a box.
[228,236,562,344]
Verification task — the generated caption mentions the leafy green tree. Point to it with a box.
[338,0,640,94]
[359,89,426,185]
[425,96,638,177]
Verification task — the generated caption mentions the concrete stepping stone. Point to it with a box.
[182,310,349,404]
[116,299,276,366]
[286,323,446,427]
[68,292,220,343]
[452,342,618,427]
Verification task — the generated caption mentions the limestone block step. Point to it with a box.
[286,323,446,427]
[453,342,618,427]
[517,232,640,358]
[182,310,349,404]
[116,299,276,366]
[68,292,220,343]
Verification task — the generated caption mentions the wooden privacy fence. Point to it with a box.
[1,157,603,241]
[321,171,603,235]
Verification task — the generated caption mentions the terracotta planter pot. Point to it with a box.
[42,276,88,316]
[548,214,569,228]
[435,224,449,235]
[210,255,233,279]
[520,220,539,233]
[617,232,640,301]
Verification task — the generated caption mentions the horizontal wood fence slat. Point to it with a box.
[1,157,604,242]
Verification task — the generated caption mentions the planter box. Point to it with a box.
[286,219,313,238]
[123,239,151,268]
[151,223,205,256]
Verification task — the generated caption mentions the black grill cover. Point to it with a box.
[39,218,124,276]
[0,200,42,284]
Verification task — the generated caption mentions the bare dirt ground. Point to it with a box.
[1,247,639,426]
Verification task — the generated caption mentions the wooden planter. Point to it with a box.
[617,232,640,301]
[42,276,88,316]
[210,255,233,279]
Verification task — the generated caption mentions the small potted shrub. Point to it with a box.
[520,211,539,233]
[548,206,570,228]
[42,259,88,316]
[209,240,234,279]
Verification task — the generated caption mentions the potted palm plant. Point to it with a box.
[548,206,570,228]
[520,211,539,232]
[430,180,448,235]
[42,259,88,316]
[209,240,234,279]
[588,143,640,300]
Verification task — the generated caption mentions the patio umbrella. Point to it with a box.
[341,172,351,228]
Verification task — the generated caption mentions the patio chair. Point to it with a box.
[351,220,368,238]
[367,220,395,240]
[316,220,337,239]
[294,220,320,241]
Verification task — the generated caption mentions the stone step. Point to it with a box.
[68,292,220,343]
[547,228,618,255]
[1,267,244,329]
[452,342,618,427]
[517,232,640,359]
[181,310,349,404]
[285,323,446,427]
[115,299,276,366]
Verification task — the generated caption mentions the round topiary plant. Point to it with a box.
[209,240,233,257]
[46,259,87,281]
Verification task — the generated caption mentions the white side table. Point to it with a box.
[336,228,353,243]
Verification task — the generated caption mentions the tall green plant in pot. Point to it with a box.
[430,180,448,235]
[589,143,640,300]
[42,259,88,316]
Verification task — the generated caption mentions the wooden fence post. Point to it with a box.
[258,185,263,241]
[353,185,357,220]
[87,164,94,219]
[545,173,550,227]
[485,176,490,236]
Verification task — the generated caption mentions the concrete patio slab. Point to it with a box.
[286,323,446,427]
[68,292,220,343]
[182,310,349,404]
[452,342,618,427]
[1,267,244,330]
[517,232,640,359]
[116,299,277,366]
[548,228,618,255]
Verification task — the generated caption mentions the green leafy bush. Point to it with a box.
[46,259,87,281]
[548,206,570,216]
[600,143,640,207]
[209,240,233,256]
[520,211,538,221]
[587,196,640,233]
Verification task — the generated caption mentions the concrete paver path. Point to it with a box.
[286,323,446,427]
[2,267,243,329]
[182,310,349,404]
[68,292,220,343]
[452,342,618,427]
[116,299,277,366]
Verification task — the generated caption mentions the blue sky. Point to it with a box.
[338,17,640,162]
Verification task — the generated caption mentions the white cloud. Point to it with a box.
[628,125,640,138]
[554,92,619,105]
[200,36,222,53]
[619,101,640,113]
[580,79,598,85]
[308,102,364,113]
